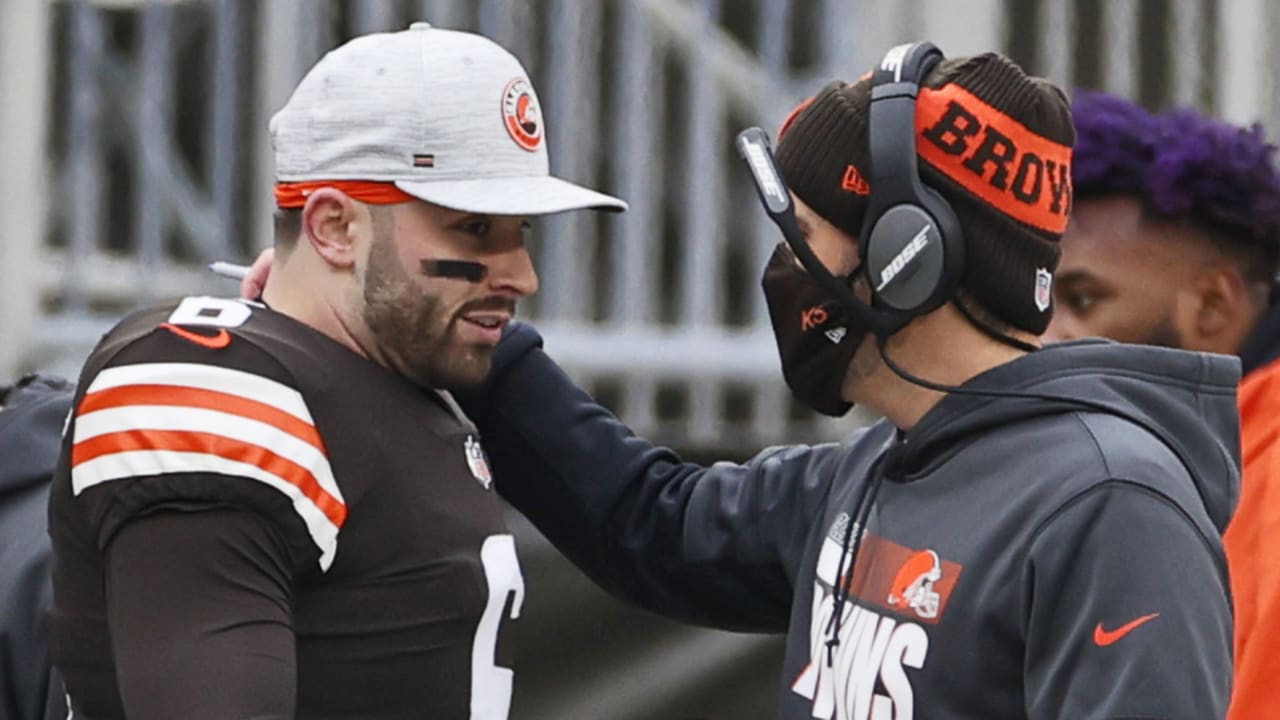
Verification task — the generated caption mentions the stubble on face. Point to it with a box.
[360,219,499,391]
[1140,312,1184,349]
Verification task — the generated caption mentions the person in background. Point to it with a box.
[1,267,274,720]
[1045,90,1280,720]
[0,374,71,720]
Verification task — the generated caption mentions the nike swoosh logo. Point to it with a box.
[161,323,232,350]
[1093,613,1160,646]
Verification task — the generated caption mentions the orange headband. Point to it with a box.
[915,84,1073,234]
[274,180,417,209]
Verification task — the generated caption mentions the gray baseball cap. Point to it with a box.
[270,22,627,215]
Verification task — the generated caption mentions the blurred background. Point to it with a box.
[3,0,1278,718]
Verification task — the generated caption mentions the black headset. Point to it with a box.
[737,37,1211,505]
[737,42,964,340]
[860,41,965,317]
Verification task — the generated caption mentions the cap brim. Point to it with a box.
[395,176,627,215]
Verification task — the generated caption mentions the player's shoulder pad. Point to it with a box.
[70,296,345,571]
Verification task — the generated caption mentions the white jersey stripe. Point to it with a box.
[85,363,312,424]
[72,449,339,570]
[75,405,344,504]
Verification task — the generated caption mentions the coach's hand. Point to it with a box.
[240,248,275,300]
[453,321,543,422]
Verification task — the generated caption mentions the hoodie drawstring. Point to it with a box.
[824,454,888,666]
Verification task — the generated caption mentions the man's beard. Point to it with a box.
[361,235,504,391]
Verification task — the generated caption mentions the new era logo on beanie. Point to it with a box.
[269,22,625,216]
[776,52,1074,335]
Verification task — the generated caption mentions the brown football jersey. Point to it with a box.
[49,296,523,719]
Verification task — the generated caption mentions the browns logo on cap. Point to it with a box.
[268,24,625,215]
[502,78,543,152]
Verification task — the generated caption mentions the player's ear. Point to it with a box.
[302,188,362,270]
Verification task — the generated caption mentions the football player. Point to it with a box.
[49,23,623,720]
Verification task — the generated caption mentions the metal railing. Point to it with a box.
[6,2,1280,719]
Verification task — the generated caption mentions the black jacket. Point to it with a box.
[0,374,72,720]
[460,325,1239,719]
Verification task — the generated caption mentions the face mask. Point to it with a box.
[761,243,866,417]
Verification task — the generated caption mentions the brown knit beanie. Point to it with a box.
[775,53,1075,334]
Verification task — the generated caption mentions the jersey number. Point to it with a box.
[472,535,525,719]
[167,296,252,328]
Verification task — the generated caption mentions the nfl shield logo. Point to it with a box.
[1034,268,1052,312]
[464,435,493,490]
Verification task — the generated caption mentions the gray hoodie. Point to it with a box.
[0,375,71,720]
[458,327,1238,719]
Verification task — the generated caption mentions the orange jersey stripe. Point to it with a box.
[78,384,325,454]
[916,83,1073,234]
[72,428,347,527]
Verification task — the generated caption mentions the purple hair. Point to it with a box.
[1071,90,1280,274]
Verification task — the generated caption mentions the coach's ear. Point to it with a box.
[239,248,275,300]
[301,188,362,271]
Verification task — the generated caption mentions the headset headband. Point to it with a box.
[863,42,944,235]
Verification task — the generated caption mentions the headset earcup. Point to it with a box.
[864,205,949,312]
[860,41,964,322]
[921,183,962,303]
[916,185,965,310]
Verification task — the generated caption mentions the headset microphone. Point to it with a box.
[735,128,894,338]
